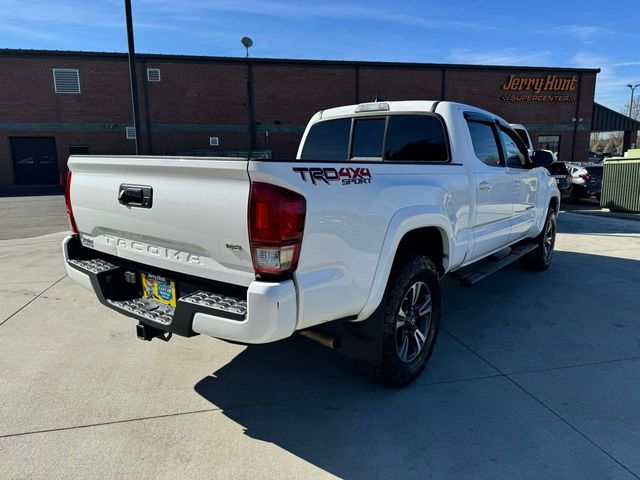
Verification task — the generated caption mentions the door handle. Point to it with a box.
[119,184,153,208]
[479,181,492,191]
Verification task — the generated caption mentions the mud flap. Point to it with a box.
[336,303,385,367]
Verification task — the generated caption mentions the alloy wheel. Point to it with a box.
[395,281,432,363]
[543,216,555,260]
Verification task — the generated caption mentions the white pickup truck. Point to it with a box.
[63,100,559,386]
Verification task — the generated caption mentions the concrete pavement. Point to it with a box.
[0,209,639,479]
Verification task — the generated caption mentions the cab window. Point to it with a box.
[513,128,531,149]
[351,118,385,159]
[467,121,503,167]
[300,118,351,160]
[499,127,528,168]
[384,115,448,162]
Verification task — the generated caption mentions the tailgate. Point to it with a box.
[68,155,254,287]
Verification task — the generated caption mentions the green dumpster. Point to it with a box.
[600,155,640,213]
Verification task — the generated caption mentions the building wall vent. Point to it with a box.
[126,127,137,140]
[209,137,219,146]
[53,69,80,93]
[147,68,161,82]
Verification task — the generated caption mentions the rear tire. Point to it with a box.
[375,255,441,387]
[521,208,556,271]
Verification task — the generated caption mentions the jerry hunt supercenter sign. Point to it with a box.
[500,74,577,102]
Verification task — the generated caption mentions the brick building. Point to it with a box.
[0,48,618,187]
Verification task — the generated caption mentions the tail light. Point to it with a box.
[579,173,590,181]
[248,182,306,277]
[65,171,79,234]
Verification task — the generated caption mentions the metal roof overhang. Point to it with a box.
[592,103,640,132]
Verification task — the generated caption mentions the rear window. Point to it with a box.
[385,115,448,162]
[300,118,351,160]
[300,114,449,162]
[351,118,385,158]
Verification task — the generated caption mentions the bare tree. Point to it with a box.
[622,99,640,121]
[605,132,624,153]
[590,132,604,152]
[590,131,623,154]
[589,99,638,154]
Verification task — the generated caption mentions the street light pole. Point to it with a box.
[241,37,256,154]
[125,0,143,155]
[627,83,640,119]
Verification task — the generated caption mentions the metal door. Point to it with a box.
[10,137,59,185]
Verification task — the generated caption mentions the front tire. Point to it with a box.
[521,208,556,271]
[376,255,441,387]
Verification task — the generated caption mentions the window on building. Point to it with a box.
[467,121,502,167]
[538,135,560,154]
[126,127,137,140]
[53,69,80,94]
[300,118,351,160]
[385,115,448,162]
[147,68,161,82]
[351,118,385,159]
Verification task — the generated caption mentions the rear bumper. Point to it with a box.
[62,235,297,344]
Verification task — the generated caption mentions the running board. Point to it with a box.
[451,243,538,287]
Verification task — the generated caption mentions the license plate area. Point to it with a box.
[142,273,177,307]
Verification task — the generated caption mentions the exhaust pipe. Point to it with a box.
[136,323,172,342]
[299,329,341,350]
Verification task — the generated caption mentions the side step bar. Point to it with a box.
[451,243,538,287]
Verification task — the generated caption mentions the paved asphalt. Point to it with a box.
[0,198,639,479]
[0,195,69,240]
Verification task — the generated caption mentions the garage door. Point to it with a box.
[10,137,59,185]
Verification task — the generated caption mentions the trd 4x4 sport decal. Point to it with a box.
[293,167,372,185]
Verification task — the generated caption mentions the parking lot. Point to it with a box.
[1,195,639,479]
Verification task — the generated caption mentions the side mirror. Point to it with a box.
[531,149,554,168]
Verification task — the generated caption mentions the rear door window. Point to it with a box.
[300,118,351,160]
[384,115,448,162]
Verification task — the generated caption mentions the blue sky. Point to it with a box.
[1,0,639,111]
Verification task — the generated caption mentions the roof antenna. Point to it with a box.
[374,95,385,102]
